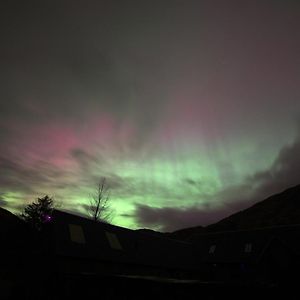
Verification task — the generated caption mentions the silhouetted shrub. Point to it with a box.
[20,195,54,230]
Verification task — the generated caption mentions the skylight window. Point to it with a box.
[209,245,216,254]
[69,224,86,244]
[105,232,123,250]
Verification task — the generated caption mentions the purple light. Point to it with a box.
[43,214,52,223]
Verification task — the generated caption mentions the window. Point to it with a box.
[68,224,86,244]
[245,243,252,253]
[105,232,122,250]
[209,245,216,254]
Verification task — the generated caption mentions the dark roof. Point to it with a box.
[191,225,300,263]
[45,210,198,270]
[0,207,20,223]
[0,208,32,258]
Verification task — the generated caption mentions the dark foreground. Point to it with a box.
[1,208,300,299]
[1,273,298,300]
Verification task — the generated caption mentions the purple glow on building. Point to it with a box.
[43,214,53,223]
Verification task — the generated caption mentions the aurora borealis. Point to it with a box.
[0,1,299,231]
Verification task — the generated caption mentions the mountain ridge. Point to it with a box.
[169,184,300,240]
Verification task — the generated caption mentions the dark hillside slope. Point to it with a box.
[170,184,300,240]
[206,184,300,232]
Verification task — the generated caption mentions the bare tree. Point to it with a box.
[87,178,112,222]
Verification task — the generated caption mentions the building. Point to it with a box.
[1,207,300,299]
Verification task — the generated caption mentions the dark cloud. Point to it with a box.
[221,131,300,213]
[0,194,8,208]
[216,132,300,215]
[104,174,127,190]
[70,148,99,169]
[185,178,198,185]
[134,132,300,232]
[0,157,35,193]
[134,204,230,232]
[0,156,65,195]
[249,133,300,201]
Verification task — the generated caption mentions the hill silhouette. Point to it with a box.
[170,184,300,240]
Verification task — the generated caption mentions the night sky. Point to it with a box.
[1,1,299,231]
